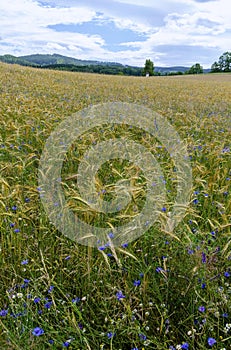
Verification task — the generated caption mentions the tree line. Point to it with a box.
[144,51,231,76]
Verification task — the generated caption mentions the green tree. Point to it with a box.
[187,63,203,74]
[218,51,231,72]
[143,59,154,76]
[211,52,231,72]
[211,61,220,73]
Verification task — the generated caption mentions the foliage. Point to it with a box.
[0,63,231,349]
[186,63,203,74]
[143,59,155,76]
[211,51,231,72]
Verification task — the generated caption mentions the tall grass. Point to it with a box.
[0,63,230,349]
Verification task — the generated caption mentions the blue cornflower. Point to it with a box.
[72,297,80,303]
[32,327,44,336]
[64,255,71,260]
[161,207,167,212]
[21,259,28,265]
[222,313,228,317]
[25,198,30,203]
[34,297,41,304]
[48,285,54,293]
[10,222,15,228]
[224,271,230,277]
[156,267,163,273]
[139,333,147,341]
[0,309,8,316]
[181,343,189,350]
[63,341,70,347]
[14,228,20,233]
[48,339,54,344]
[131,348,139,350]
[202,252,206,263]
[44,301,52,309]
[201,283,206,289]
[193,199,199,204]
[198,306,206,312]
[108,232,114,239]
[207,337,216,346]
[133,280,141,287]
[116,291,125,301]
[122,243,128,248]
[107,332,115,339]
[12,205,17,211]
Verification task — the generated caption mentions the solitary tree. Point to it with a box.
[187,63,203,74]
[143,59,154,76]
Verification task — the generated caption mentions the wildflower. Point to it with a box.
[12,205,17,211]
[108,232,114,239]
[48,340,54,344]
[0,309,8,316]
[133,280,141,287]
[207,337,216,346]
[10,222,15,227]
[116,291,125,301]
[139,333,147,341]
[64,255,71,260]
[201,252,206,263]
[107,332,115,339]
[193,199,199,205]
[161,207,167,212]
[156,267,163,273]
[72,297,80,303]
[63,341,70,347]
[48,285,54,293]
[21,259,28,265]
[34,297,41,304]
[32,327,44,336]
[224,271,230,277]
[122,243,128,248]
[198,306,206,312]
[181,343,189,349]
[44,301,52,309]
[14,228,20,233]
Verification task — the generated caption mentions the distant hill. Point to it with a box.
[0,53,211,75]
[0,53,124,67]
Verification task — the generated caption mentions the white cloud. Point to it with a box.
[0,0,230,67]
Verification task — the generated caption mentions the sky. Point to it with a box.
[0,0,230,68]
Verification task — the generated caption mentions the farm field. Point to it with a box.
[0,62,231,349]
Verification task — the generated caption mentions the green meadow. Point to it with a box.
[0,63,230,349]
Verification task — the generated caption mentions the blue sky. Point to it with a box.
[0,0,230,67]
